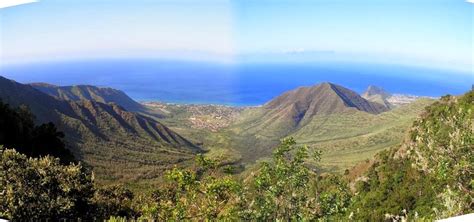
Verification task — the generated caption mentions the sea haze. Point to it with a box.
[1,59,471,106]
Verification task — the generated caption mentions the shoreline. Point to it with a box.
[139,93,438,109]
[140,100,262,108]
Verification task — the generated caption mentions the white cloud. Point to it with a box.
[466,0,474,3]
[0,0,37,9]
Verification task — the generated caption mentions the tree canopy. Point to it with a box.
[0,101,75,163]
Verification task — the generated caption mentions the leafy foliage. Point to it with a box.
[92,185,137,218]
[0,148,93,219]
[0,148,137,221]
[140,154,242,220]
[316,174,352,217]
[243,137,321,220]
[134,137,351,221]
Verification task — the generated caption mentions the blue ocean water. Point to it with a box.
[1,59,472,106]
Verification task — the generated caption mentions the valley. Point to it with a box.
[0,75,435,188]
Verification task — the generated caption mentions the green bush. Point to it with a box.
[0,148,93,220]
[92,185,136,218]
[243,137,322,220]
[136,137,350,221]
[0,147,138,220]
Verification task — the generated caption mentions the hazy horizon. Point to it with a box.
[1,0,472,72]
[1,58,471,106]
[0,0,472,105]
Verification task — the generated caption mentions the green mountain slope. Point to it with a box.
[348,90,473,220]
[233,82,389,139]
[0,76,201,185]
[31,83,144,112]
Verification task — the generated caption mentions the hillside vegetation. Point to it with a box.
[292,99,433,171]
[348,90,473,220]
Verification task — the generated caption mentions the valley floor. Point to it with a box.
[142,99,433,175]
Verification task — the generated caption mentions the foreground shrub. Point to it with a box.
[242,137,322,220]
[0,147,138,220]
[141,154,242,220]
[0,147,93,220]
[136,138,351,221]
[92,185,136,219]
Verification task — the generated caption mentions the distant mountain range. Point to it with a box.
[0,76,201,184]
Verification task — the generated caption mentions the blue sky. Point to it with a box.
[0,0,472,72]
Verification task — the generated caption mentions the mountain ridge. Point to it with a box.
[240,82,389,137]
[265,82,388,115]
[30,83,145,112]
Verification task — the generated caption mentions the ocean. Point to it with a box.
[1,59,472,106]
